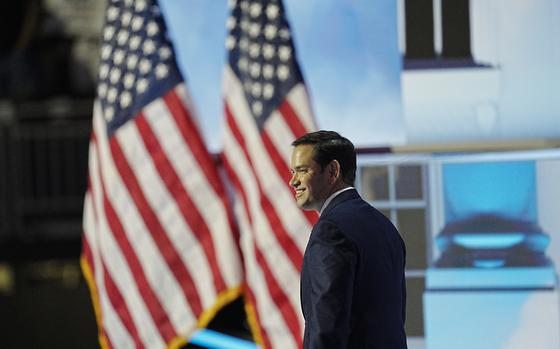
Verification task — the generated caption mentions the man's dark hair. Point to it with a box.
[292,130,356,186]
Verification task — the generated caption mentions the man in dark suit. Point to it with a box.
[289,130,407,349]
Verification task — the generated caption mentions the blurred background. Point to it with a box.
[1,0,559,348]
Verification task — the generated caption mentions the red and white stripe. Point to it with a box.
[222,66,318,349]
[82,84,243,349]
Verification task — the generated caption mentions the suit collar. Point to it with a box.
[319,187,354,216]
[320,188,360,217]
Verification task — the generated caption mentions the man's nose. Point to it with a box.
[289,173,299,188]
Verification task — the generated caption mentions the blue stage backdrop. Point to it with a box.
[159,0,404,151]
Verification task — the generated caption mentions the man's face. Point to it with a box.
[289,144,332,211]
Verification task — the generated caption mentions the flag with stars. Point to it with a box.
[81,1,243,348]
[221,0,318,347]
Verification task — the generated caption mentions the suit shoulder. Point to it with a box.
[322,196,377,222]
[321,197,402,241]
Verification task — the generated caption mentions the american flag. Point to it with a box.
[221,0,318,348]
[81,1,243,348]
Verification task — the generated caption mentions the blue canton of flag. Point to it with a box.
[227,0,304,130]
[97,0,182,135]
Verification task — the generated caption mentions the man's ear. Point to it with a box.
[329,160,341,182]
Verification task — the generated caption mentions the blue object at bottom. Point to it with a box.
[189,329,258,349]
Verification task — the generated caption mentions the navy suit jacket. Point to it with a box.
[301,189,407,349]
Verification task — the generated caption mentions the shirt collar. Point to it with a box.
[319,187,354,216]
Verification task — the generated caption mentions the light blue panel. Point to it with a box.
[424,291,528,349]
[284,0,405,147]
[424,290,560,349]
[442,161,536,222]
[426,267,557,289]
[190,329,259,349]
